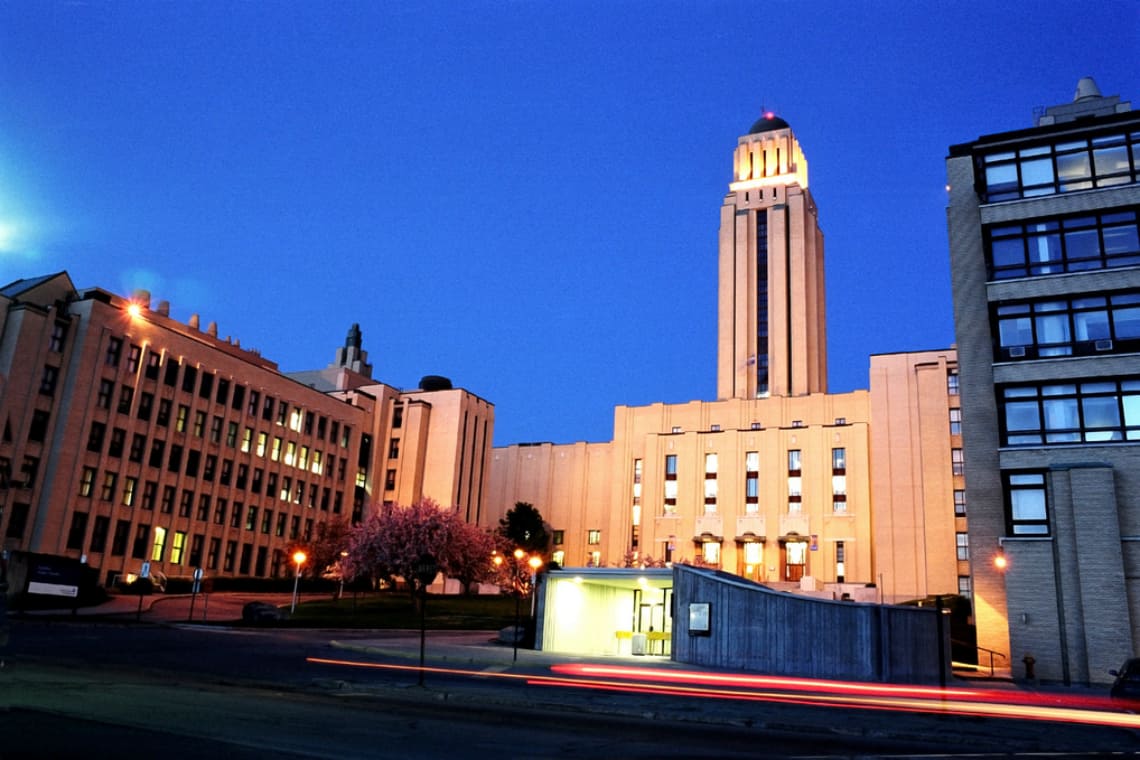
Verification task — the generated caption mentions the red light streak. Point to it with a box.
[306,656,1140,729]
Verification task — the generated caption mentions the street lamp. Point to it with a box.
[290,550,307,614]
[512,549,525,662]
[502,549,545,662]
[528,555,543,619]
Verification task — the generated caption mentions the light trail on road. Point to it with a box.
[307,656,1140,730]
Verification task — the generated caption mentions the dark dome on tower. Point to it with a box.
[748,112,790,134]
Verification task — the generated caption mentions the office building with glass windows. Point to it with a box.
[947,77,1139,684]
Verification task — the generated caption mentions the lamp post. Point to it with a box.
[512,549,525,662]
[290,550,307,614]
[414,554,439,687]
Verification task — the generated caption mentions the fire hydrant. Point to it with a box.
[1022,654,1036,681]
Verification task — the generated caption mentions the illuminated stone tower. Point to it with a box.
[716,112,828,400]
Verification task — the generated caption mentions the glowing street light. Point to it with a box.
[527,554,544,620]
[503,549,545,663]
[290,550,307,613]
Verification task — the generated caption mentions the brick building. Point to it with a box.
[947,77,1139,684]
[0,273,491,585]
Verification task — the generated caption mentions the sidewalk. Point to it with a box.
[18,590,325,624]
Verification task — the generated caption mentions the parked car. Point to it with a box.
[242,601,286,623]
[1109,657,1140,707]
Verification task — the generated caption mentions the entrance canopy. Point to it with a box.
[535,568,673,657]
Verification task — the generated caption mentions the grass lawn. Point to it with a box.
[286,591,522,629]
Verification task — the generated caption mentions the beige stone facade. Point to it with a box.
[488,115,964,606]
[869,350,965,603]
[0,274,492,584]
[718,113,827,400]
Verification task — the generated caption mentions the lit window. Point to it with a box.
[956,531,970,561]
[151,526,167,562]
[78,467,96,497]
[701,541,720,565]
[587,529,601,545]
[958,576,972,598]
[170,531,186,565]
[121,477,137,506]
[1006,471,1049,535]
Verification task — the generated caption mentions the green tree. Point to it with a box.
[497,501,549,555]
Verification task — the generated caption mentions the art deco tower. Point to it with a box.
[716,113,828,400]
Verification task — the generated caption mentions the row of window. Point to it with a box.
[63,513,321,574]
[94,377,355,452]
[981,130,1139,202]
[987,208,1140,280]
[102,335,363,445]
[1001,378,1140,445]
[83,414,352,483]
[655,449,850,516]
[667,419,849,434]
[995,291,1140,361]
[77,465,345,515]
[65,496,313,550]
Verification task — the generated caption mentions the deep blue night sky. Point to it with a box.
[1,1,1136,444]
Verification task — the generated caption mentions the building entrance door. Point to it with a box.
[781,539,807,582]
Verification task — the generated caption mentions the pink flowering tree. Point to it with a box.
[342,498,499,602]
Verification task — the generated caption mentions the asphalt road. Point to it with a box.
[1,611,1138,758]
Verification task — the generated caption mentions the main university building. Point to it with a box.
[4,79,1135,684]
[489,112,964,606]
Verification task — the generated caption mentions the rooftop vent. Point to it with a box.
[419,375,453,392]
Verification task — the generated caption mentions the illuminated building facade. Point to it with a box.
[490,115,965,606]
[947,78,1139,684]
[0,273,492,585]
[869,350,966,602]
[718,112,828,400]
